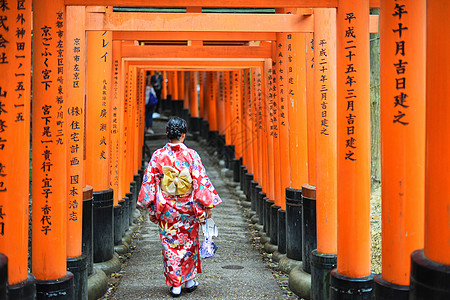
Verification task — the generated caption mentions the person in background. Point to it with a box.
[151,71,163,117]
[145,82,158,134]
[138,117,222,297]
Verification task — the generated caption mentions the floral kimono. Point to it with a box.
[138,142,222,287]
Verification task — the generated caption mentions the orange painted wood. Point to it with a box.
[208,72,218,131]
[265,59,276,202]
[199,71,205,119]
[177,71,185,104]
[86,30,112,191]
[224,72,232,146]
[121,45,272,59]
[162,71,168,99]
[184,72,190,109]
[86,12,314,33]
[190,71,199,118]
[0,0,31,285]
[252,69,262,184]
[120,62,130,196]
[336,0,371,277]
[231,71,243,159]
[424,0,450,266]
[314,8,338,255]
[126,60,265,69]
[271,41,282,207]
[250,69,259,183]
[216,72,226,135]
[128,66,136,180]
[66,5,86,258]
[32,0,67,280]
[172,71,179,100]
[134,69,144,174]
[305,33,317,187]
[259,65,269,196]
[286,27,308,190]
[276,28,291,210]
[113,31,277,41]
[112,40,126,200]
[66,0,381,8]
[244,69,254,175]
[380,0,425,285]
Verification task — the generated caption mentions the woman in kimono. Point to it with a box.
[138,117,222,297]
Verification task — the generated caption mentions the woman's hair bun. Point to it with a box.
[166,117,187,140]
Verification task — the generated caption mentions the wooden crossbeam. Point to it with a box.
[87,12,378,34]
[66,0,380,8]
[113,31,277,41]
[125,59,264,69]
[121,45,272,58]
[86,12,314,32]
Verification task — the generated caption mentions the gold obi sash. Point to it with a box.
[161,166,193,197]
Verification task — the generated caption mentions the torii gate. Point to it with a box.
[0,1,449,300]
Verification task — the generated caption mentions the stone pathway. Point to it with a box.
[102,119,298,299]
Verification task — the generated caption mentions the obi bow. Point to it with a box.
[161,166,193,196]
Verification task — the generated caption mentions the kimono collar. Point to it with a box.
[165,142,187,152]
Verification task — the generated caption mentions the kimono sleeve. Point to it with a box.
[190,150,222,209]
[138,150,162,216]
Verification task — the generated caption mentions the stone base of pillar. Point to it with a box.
[0,253,6,299]
[87,267,108,300]
[120,198,129,236]
[279,256,302,274]
[289,264,311,300]
[277,209,287,254]
[302,184,317,274]
[94,253,121,277]
[7,273,36,300]
[257,190,265,225]
[125,192,134,226]
[114,204,123,245]
[311,250,337,300]
[36,272,74,300]
[83,186,94,276]
[189,116,201,133]
[244,173,253,199]
[230,158,241,183]
[330,269,374,300]
[250,181,258,211]
[374,274,409,300]
[264,241,278,254]
[270,204,280,245]
[286,187,303,261]
[264,199,274,235]
[272,251,286,263]
[67,255,88,300]
[93,189,114,264]
[409,249,450,300]
[240,166,247,191]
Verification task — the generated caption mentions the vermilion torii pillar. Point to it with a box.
[284,21,309,266]
[86,28,115,265]
[270,41,282,247]
[275,10,291,256]
[189,71,200,132]
[331,0,373,298]
[265,58,276,236]
[311,8,338,299]
[66,5,88,299]
[409,2,450,299]
[231,70,243,181]
[0,0,35,296]
[32,0,74,296]
[374,1,426,299]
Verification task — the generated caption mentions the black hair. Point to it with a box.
[166,117,187,140]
